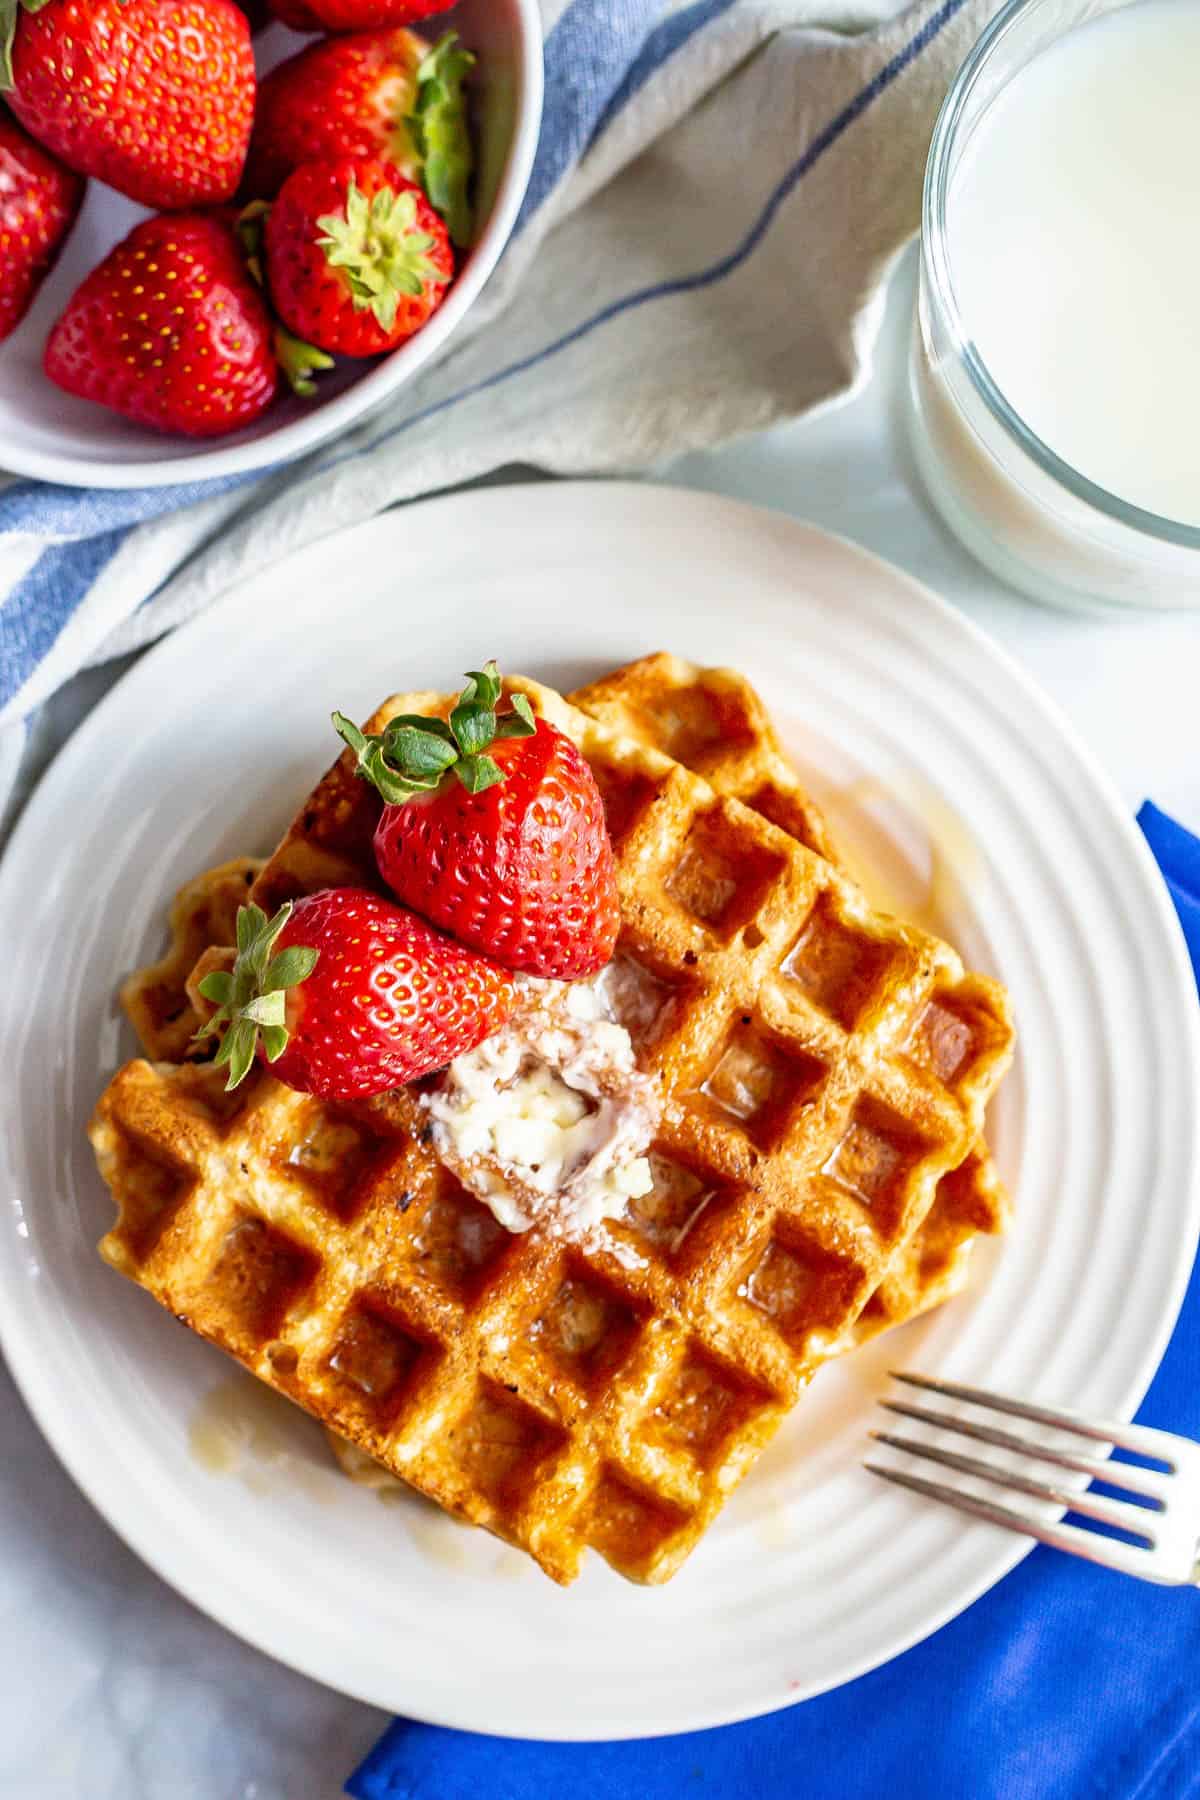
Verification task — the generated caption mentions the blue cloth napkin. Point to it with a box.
[347,799,1200,1800]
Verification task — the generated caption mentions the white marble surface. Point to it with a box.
[4,246,1198,1800]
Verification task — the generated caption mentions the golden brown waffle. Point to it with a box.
[571,654,1012,1343]
[126,857,1003,1361]
[572,654,841,864]
[856,1144,1008,1340]
[128,670,1007,1347]
[93,679,1013,1584]
[120,858,265,1063]
[121,857,401,1492]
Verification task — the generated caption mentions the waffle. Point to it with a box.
[573,656,842,866]
[92,678,1013,1584]
[571,654,1012,1341]
[120,857,264,1063]
[124,672,1007,1347]
[122,861,1002,1363]
[119,857,392,1489]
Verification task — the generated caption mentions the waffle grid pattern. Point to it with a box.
[93,675,1013,1583]
[571,654,1012,1340]
[120,856,264,1064]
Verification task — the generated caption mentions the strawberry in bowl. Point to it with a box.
[2,0,256,209]
[0,111,83,343]
[196,888,516,1098]
[246,27,430,200]
[39,151,456,436]
[264,155,453,357]
[245,29,475,247]
[334,664,621,981]
[43,213,283,436]
[0,0,541,482]
[266,0,454,32]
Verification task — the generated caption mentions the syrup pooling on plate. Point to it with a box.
[816,773,985,943]
[189,1371,337,1503]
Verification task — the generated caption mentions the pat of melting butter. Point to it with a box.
[425,976,658,1243]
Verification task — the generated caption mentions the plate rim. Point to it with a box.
[1,479,1197,1739]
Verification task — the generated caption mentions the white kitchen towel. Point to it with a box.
[0,0,999,805]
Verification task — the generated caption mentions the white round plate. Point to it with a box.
[1,483,1196,1739]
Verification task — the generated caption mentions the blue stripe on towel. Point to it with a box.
[592,0,741,143]
[317,0,969,478]
[0,529,128,707]
[520,0,743,231]
[0,469,254,542]
[0,469,259,711]
[517,0,667,227]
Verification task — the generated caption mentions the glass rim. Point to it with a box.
[922,0,1200,551]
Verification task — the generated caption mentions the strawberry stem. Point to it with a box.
[333,661,536,805]
[192,901,318,1090]
[274,323,335,397]
[236,200,271,286]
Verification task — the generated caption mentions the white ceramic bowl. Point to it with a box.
[0,0,543,488]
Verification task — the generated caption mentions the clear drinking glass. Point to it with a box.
[909,0,1200,612]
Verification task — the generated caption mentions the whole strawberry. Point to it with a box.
[44,213,279,438]
[334,665,621,981]
[267,0,453,33]
[195,889,516,1099]
[3,0,255,210]
[265,156,453,356]
[246,28,426,200]
[245,29,475,247]
[0,109,83,343]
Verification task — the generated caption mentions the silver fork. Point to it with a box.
[865,1372,1200,1584]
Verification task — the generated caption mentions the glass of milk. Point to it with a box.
[910,0,1200,610]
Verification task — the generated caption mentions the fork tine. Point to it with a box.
[878,1400,1171,1502]
[890,1372,1177,1467]
[870,1431,1159,1540]
[864,1463,1162,1578]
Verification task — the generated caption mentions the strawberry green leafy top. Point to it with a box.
[193,902,318,1090]
[408,31,475,249]
[333,660,537,803]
